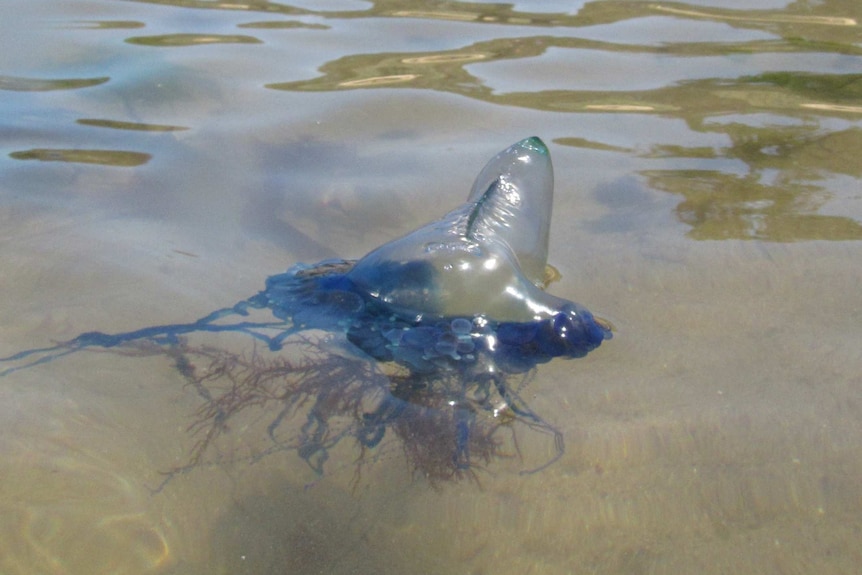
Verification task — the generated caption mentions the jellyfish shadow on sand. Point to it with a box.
[1,137,611,488]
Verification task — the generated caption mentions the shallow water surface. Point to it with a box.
[1,0,861,573]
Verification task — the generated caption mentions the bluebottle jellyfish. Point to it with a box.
[1,137,611,485]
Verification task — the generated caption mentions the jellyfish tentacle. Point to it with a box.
[452,404,477,470]
[358,394,406,448]
[0,345,80,377]
[298,410,331,474]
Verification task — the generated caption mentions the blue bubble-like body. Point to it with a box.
[267,259,611,375]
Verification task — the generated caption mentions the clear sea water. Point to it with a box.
[1,0,861,573]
